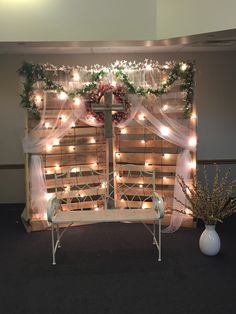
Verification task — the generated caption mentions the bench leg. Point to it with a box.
[158,219,161,262]
[56,224,61,248]
[51,224,56,265]
[153,220,156,245]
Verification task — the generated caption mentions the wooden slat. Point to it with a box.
[120,140,177,148]
[118,153,177,164]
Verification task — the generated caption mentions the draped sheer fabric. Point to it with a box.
[22,66,196,232]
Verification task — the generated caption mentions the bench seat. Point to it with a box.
[52,208,161,224]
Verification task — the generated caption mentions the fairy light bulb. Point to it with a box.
[162,104,168,111]
[145,64,152,71]
[161,79,167,85]
[45,122,50,129]
[121,128,127,134]
[185,209,192,215]
[46,144,53,152]
[121,198,125,203]
[71,122,76,128]
[180,63,188,72]
[35,95,42,104]
[94,206,99,211]
[160,126,170,136]
[116,152,121,158]
[191,112,197,120]
[73,70,80,81]
[139,184,143,188]
[141,139,145,144]
[139,114,145,121]
[163,153,170,159]
[90,138,96,144]
[45,193,52,201]
[92,162,98,167]
[69,146,75,152]
[142,203,146,209]
[74,97,81,105]
[53,138,60,145]
[189,136,197,147]
[163,176,167,181]
[55,164,60,171]
[188,160,197,169]
[101,181,106,189]
[60,114,68,122]
[111,80,117,87]
[58,91,68,100]
[145,162,149,167]
[71,167,79,173]
[64,185,70,192]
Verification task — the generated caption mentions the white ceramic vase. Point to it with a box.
[199,224,221,256]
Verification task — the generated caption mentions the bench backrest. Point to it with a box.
[52,164,156,211]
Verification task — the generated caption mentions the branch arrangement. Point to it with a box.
[175,167,236,224]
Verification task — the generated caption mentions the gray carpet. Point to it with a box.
[0,206,235,314]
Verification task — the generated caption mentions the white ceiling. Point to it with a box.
[1,29,236,54]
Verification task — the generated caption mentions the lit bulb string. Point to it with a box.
[19,61,195,120]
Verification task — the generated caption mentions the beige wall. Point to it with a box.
[0,0,157,41]
[157,0,236,39]
[0,51,236,202]
[1,1,236,41]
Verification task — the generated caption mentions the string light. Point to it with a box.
[69,146,75,152]
[46,144,53,152]
[142,203,146,209]
[53,138,60,145]
[45,122,50,129]
[120,128,127,134]
[74,97,81,105]
[188,160,197,169]
[139,114,145,120]
[71,167,79,173]
[116,152,121,158]
[139,184,143,188]
[64,185,70,192]
[160,126,170,136]
[145,162,149,167]
[163,153,170,159]
[92,162,98,167]
[191,112,197,120]
[45,193,52,201]
[55,164,60,171]
[189,136,197,147]
[90,138,96,144]
[101,181,106,189]
[58,91,68,100]
[94,206,99,211]
[163,176,167,180]
[185,209,192,215]
[162,104,168,111]
[73,70,80,81]
[145,64,152,71]
[35,95,42,104]
[121,198,125,203]
[71,122,76,128]
[180,63,188,72]
[60,114,68,122]
[141,140,145,144]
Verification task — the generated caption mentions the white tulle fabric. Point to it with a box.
[22,67,196,231]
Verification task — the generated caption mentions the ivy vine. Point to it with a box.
[18,61,195,120]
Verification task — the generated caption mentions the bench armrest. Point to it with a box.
[152,192,165,219]
[47,196,61,223]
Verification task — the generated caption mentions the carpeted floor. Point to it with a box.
[0,205,235,314]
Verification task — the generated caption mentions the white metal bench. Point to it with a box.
[47,165,165,265]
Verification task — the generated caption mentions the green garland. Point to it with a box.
[18,61,195,120]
